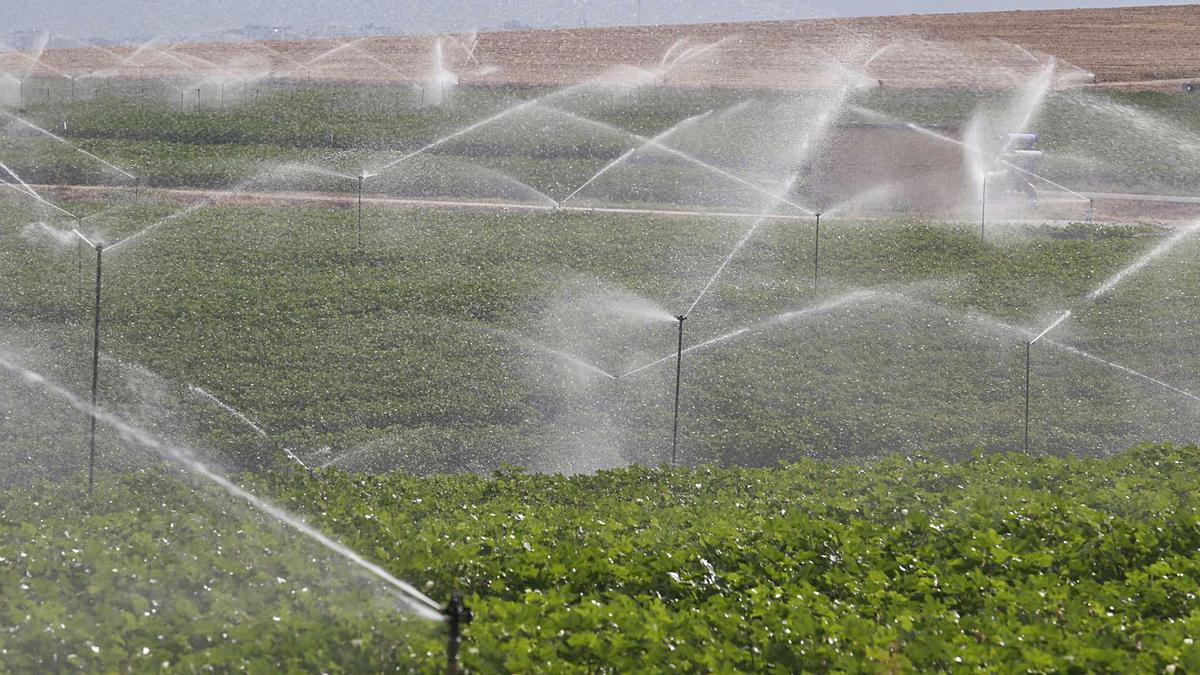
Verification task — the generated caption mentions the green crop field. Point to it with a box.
[3,72,1200,671]
[3,445,1200,671]
[4,198,1198,480]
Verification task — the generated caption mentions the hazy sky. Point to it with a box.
[3,1,1192,41]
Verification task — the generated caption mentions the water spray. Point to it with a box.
[0,358,452,623]
[1024,310,1071,453]
[670,315,686,467]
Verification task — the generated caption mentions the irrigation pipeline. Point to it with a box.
[13,183,816,223]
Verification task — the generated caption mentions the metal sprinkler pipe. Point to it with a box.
[813,212,822,286]
[671,315,686,467]
[75,219,83,302]
[1086,197,1095,223]
[443,593,473,675]
[357,174,364,249]
[1023,340,1031,453]
[87,243,104,495]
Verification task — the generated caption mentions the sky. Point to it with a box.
[2,1,1192,42]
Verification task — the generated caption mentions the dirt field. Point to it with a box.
[3,5,1197,91]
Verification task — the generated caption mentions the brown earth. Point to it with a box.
[3,5,1198,91]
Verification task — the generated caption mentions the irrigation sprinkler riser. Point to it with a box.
[671,315,686,467]
[357,175,364,249]
[444,593,473,674]
[813,213,822,286]
[87,245,104,495]
[1024,340,1031,454]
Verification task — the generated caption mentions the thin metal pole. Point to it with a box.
[357,176,364,248]
[76,233,83,303]
[87,245,104,495]
[1023,340,1031,453]
[813,212,822,286]
[671,315,686,467]
[980,175,987,240]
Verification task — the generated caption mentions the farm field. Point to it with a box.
[3,445,1200,671]
[3,5,1199,89]
[2,6,1200,671]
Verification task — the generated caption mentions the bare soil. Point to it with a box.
[4,5,1198,91]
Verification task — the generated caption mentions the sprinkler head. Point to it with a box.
[675,315,687,322]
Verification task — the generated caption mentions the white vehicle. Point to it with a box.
[999,133,1044,208]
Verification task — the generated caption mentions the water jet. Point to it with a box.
[1024,310,1071,453]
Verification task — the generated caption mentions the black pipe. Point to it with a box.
[1023,340,1031,453]
[813,212,822,286]
[671,315,686,467]
[87,244,104,495]
[444,593,473,675]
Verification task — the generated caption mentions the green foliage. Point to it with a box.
[4,196,1197,477]
[4,445,1200,671]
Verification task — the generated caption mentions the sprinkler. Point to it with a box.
[812,212,822,286]
[1023,339,1031,453]
[1086,197,1095,223]
[443,593,473,674]
[75,218,83,302]
[87,243,105,495]
[357,174,365,249]
[670,314,686,467]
